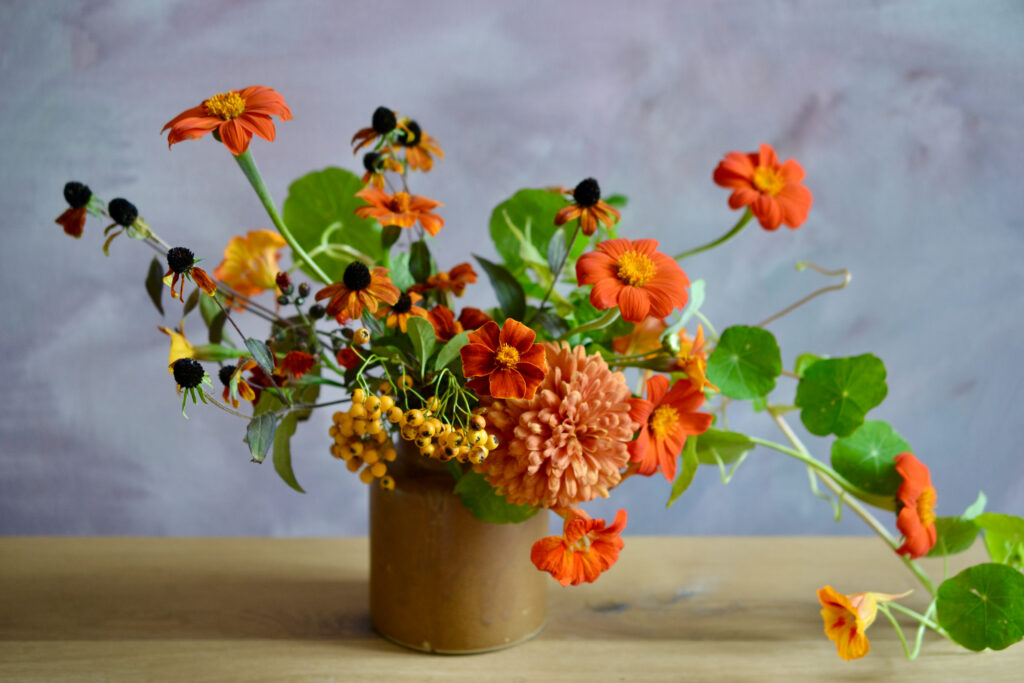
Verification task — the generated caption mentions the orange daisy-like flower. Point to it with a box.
[675,325,718,393]
[379,291,429,333]
[162,86,292,157]
[554,178,621,237]
[817,586,910,661]
[315,261,399,322]
[335,347,363,370]
[427,305,463,343]
[55,182,92,239]
[280,351,315,379]
[213,230,287,309]
[628,375,713,481]
[460,320,547,400]
[576,238,689,323]
[894,453,938,559]
[531,508,627,586]
[612,316,667,358]
[712,143,813,231]
[164,246,216,300]
[396,119,444,172]
[354,188,444,237]
[351,106,406,155]
[218,361,257,409]
[361,151,404,189]
[458,307,492,332]
[414,262,478,297]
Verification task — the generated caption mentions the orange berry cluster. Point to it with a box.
[329,388,398,490]
[393,399,498,464]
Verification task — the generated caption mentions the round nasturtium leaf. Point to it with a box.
[706,325,782,400]
[694,428,755,466]
[794,354,888,437]
[830,420,910,496]
[936,563,1024,651]
[928,517,981,558]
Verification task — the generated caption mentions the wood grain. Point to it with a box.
[0,537,1019,681]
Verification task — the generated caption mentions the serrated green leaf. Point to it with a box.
[795,354,888,437]
[410,239,432,283]
[488,189,570,273]
[381,224,402,251]
[830,421,910,496]
[976,513,1024,568]
[145,257,165,316]
[705,325,782,399]
[246,413,277,463]
[272,413,305,493]
[454,470,539,523]
[405,316,436,376]
[474,254,525,321]
[928,517,980,557]
[245,338,275,375]
[937,563,1024,651]
[435,331,469,372]
[694,428,755,466]
[666,437,700,508]
[794,352,824,377]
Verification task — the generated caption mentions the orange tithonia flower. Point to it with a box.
[576,238,689,323]
[354,187,444,237]
[427,305,463,342]
[164,246,217,300]
[460,319,547,400]
[554,178,621,237]
[218,361,257,409]
[162,86,292,157]
[361,151,404,189]
[817,586,911,661]
[675,325,718,393]
[351,106,406,154]
[213,230,287,308]
[628,374,713,481]
[531,508,628,586]
[894,453,938,558]
[396,118,444,172]
[713,143,813,231]
[476,343,636,508]
[414,262,478,297]
[55,181,92,238]
[315,261,399,322]
[380,291,429,333]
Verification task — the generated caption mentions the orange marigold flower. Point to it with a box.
[612,316,667,357]
[354,188,444,237]
[55,182,92,239]
[351,106,406,154]
[280,351,315,379]
[713,143,812,231]
[460,319,547,400]
[336,347,362,370]
[361,151,404,189]
[675,324,718,393]
[894,453,938,558]
[531,508,627,586]
[817,586,910,661]
[414,262,478,297]
[554,178,620,237]
[218,361,257,409]
[212,230,287,309]
[476,343,635,508]
[629,374,713,481]
[458,307,492,332]
[576,238,689,323]
[427,305,463,342]
[315,261,399,322]
[162,86,292,157]
[164,246,217,301]
[380,291,429,333]
[396,118,444,172]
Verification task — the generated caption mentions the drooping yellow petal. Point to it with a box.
[158,325,196,372]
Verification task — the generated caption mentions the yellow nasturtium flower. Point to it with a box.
[817,586,911,661]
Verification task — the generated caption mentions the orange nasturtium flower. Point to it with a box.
[554,178,620,237]
[817,586,911,661]
[354,188,445,237]
[379,291,429,333]
[164,247,217,300]
[218,361,257,409]
[361,151,404,189]
[162,86,292,156]
[395,118,444,172]
[628,375,713,481]
[576,239,689,323]
[712,143,812,231]
[55,182,92,238]
[531,508,628,586]
[212,230,287,308]
[675,325,718,393]
[460,319,547,400]
[894,453,938,558]
[315,262,399,322]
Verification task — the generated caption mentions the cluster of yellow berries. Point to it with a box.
[329,388,398,490]
[394,399,499,465]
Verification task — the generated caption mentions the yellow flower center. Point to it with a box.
[495,343,520,368]
[649,404,678,440]
[917,487,937,527]
[392,191,413,213]
[752,165,785,196]
[204,91,246,120]
[616,250,657,287]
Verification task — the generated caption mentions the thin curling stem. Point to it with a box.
[674,208,753,260]
[757,261,851,328]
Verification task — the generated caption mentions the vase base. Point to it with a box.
[373,620,546,655]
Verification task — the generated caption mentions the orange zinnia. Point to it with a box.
[162,86,292,157]
[894,453,938,559]
[213,230,287,308]
[379,291,429,333]
[396,119,444,172]
[354,188,444,237]
[314,261,399,322]
[554,178,620,237]
[55,182,92,239]
[713,143,812,231]
[576,239,689,323]
[531,508,627,586]
[817,586,910,661]
[414,262,478,297]
[628,375,713,481]
[460,319,547,400]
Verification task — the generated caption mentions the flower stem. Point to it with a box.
[528,222,581,325]
[559,308,619,341]
[233,150,332,284]
[673,208,752,260]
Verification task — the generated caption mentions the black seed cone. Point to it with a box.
[371,107,396,134]
[173,358,205,389]
[392,292,412,313]
[398,120,421,147]
[63,182,91,209]
[218,365,235,387]
[573,178,601,207]
[108,198,138,226]
[363,152,381,173]
[343,261,372,290]
[166,247,195,274]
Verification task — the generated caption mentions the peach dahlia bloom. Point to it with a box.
[476,342,637,509]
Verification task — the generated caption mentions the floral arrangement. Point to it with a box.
[55,86,1024,662]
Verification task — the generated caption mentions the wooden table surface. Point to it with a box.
[0,537,1018,681]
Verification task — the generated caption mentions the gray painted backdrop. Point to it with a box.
[1,0,1022,536]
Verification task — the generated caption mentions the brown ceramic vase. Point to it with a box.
[369,440,548,654]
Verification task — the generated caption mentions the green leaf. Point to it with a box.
[667,437,700,508]
[536,310,570,339]
[410,239,432,283]
[381,224,402,251]
[794,352,824,377]
[829,421,910,496]
[694,429,755,466]
[546,227,567,274]
[929,518,981,558]
[208,311,227,345]
[488,189,570,273]
[453,470,539,524]
[182,288,200,317]
[662,279,706,353]
[795,354,888,437]
[245,338,275,375]
[964,491,988,519]
[705,325,782,399]
[246,413,277,463]
[145,257,165,316]
[976,513,1024,569]
[272,413,305,493]
[474,255,526,321]
[435,331,470,372]
[282,167,383,284]
[936,563,1024,651]
[604,193,628,208]
[388,252,414,292]
[405,316,436,376]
